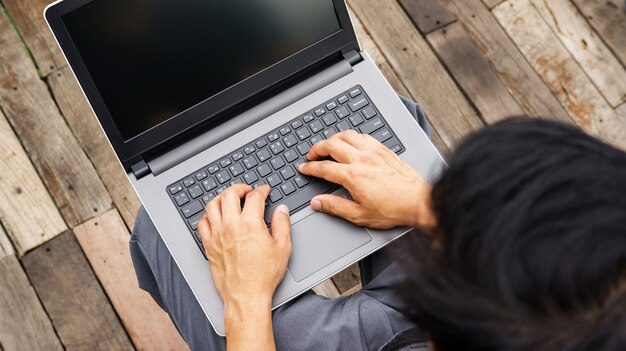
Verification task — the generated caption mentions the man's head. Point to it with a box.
[400,118,626,350]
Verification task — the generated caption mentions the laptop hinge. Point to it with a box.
[131,160,151,179]
[343,50,363,66]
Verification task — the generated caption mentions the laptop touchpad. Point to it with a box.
[287,213,372,282]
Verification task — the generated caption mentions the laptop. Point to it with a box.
[45,0,444,335]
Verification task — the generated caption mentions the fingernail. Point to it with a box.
[311,198,322,211]
[298,163,305,171]
[277,204,289,215]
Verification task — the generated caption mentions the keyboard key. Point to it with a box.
[270,141,285,155]
[284,149,298,162]
[244,145,256,155]
[220,158,232,168]
[201,178,217,191]
[253,180,267,188]
[174,192,190,206]
[216,171,231,184]
[303,114,315,123]
[216,185,228,194]
[256,148,272,162]
[256,139,268,148]
[349,114,364,127]
[188,185,204,199]
[296,127,311,140]
[283,134,298,148]
[314,108,326,117]
[336,120,351,132]
[269,189,283,203]
[386,142,402,153]
[201,193,216,205]
[322,114,337,126]
[362,106,377,119]
[181,201,203,218]
[208,164,220,174]
[263,181,333,224]
[280,166,296,180]
[349,88,362,98]
[309,120,324,133]
[183,177,196,187]
[232,151,244,161]
[243,156,258,169]
[267,174,282,187]
[229,163,245,177]
[257,164,272,177]
[243,171,259,185]
[291,119,303,129]
[335,106,350,118]
[297,142,311,156]
[360,117,384,134]
[281,181,297,196]
[310,134,324,145]
[188,211,205,231]
[323,127,337,139]
[293,158,307,171]
[270,156,286,170]
[294,175,310,188]
[169,184,183,195]
[349,96,369,112]
[338,95,349,104]
[372,128,392,143]
[230,178,243,186]
[195,171,208,181]
[268,132,280,142]
[279,126,291,136]
[326,101,338,110]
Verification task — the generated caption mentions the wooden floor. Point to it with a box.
[1,0,625,349]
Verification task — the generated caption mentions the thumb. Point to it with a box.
[270,204,291,246]
[310,194,363,223]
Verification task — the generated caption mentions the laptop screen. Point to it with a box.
[62,0,341,141]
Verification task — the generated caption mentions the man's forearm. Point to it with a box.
[225,298,275,351]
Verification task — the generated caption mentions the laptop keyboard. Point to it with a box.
[167,86,405,256]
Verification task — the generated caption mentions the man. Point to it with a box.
[131,99,626,350]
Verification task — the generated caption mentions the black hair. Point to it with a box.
[399,118,626,351]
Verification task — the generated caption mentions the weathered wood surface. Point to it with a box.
[494,0,626,149]
[530,0,626,107]
[3,0,67,77]
[0,10,112,227]
[312,280,342,299]
[441,0,572,123]
[74,210,189,351]
[571,0,626,66]
[398,0,456,35]
[427,22,524,123]
[0,225,13,258]
[348,0,484,150]
[22,232,134,351]
[0,108,67,255]
[350,6,450,154]
[482,0,506,9]
[331,264,362,294]
[617,103,626,124]
[48,68,141,228]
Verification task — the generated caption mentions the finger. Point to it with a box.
[307,137,359,163]
[335,130,370,150]
[270,204,292,248]
[298,160,349,185]
[197,215,212,243]
[220,184,253,222]
[310,194,365,224]
[242,185,271,219]
[206,196,224,237]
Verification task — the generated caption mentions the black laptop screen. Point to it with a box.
[62,0,341,141]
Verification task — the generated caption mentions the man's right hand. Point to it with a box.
[298,130,435,231]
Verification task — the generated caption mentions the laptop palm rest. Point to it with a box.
[287,213,372,282]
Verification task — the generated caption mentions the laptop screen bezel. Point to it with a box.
[45,0,359,168]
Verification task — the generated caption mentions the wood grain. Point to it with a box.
[571,0,626,67]
[312,279,341,299]
[0,225,13,259]
[427,22,524,123]
[0,108,67,255]
[348,0,483,150]
[22,232,134,351]
[530,0,626,107]
[441,0,571,123]
[482,0,506,8]
[617,103,626,124]
[398,0,456,34]
[0,11,112,227]
[48,68,141,228]
[0,256,63,351]
[2,0,67,77]
[494,0,626,149]
[331,264,362,294]
[350,6,450,154]
[74,209,189,351]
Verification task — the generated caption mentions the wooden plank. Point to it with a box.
[350,6,450,154]
[530,0,626,107]
[341,283,363,297]
[398,0,456,35]
[348,0,484,150]
[0,256,63,350]
[617,103,626,124]
[331,263,361,294]
[571,0,626,67]
[0,10,113,227]
[0,108,67,255]
[482,0,505,9]
[74,209,189,351]
[427,22,524,123]
[2,0,67,77]
[440,0,572,124]
[493,0,626,149]
[312,279,341,299]
[22,232,134,351]
[0,225,13,259]
[48,68,141,228]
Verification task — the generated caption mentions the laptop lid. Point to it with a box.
[45,0,358,171]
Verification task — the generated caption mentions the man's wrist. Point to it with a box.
[224,295,273,327]
[405,179,436,232]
